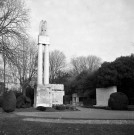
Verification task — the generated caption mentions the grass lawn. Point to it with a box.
[0,115,134,135]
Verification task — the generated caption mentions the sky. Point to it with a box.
[26,0,134,62]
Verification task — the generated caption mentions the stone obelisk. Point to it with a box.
[37,20,50,85]
[34,20,51,108]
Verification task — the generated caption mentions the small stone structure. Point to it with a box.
[34,20,64,108]
[72,93,86,106]
[96,86,117,106]
[72,93,79,106]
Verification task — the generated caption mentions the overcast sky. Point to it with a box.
[26,0,134,62]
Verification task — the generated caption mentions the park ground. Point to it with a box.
[0,107,134,135]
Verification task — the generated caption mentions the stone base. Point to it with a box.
[34,84,64,108]
[34,84,52,108]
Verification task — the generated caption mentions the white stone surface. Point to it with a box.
[35,84,52,107]
[96,86,117,106]
[52,90,64,105]
[37,43,43,85]
[38,35,50,44]
[50,84,64,90]
[51,84,64,105]
[34,84,64,107]
[44,44,49,84]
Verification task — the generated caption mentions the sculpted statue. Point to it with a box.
[39,20,47,36]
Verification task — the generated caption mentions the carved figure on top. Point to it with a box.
[39,20,47,36]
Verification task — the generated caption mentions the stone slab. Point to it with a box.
[96,86,117,106]
[34,84,64,107]
[35,84,52,107]
[38,35,50,44]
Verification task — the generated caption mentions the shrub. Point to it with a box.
[14,91,23,99]
[26,86,34,106]
[2,91,16,112]
[53,104,77,111]
[16,95,31,108]
[63,95,71,104]
[36,106,46,111]
[0,96,3,107]
[83,98,96,106]
[129,98,134,105]
[108,92,129,110]
[65,105,77,111]
[53,105,66,110]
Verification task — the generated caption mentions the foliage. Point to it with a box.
[83,98,96,106]
[0,96,3,107]
[108,92,129,110]
[63,95,72,104]
[66,55,101,97]
[96,55,134,88]
[53,104,77,111]
[67,70,97,98]
[49,50,66,83]
[96,62,118,87]
[53,105,66,110]
[0,82,5,95]
[16,95,31,108]
[96,55,134,99]
[71,55,101,76]
[13,90,23,98]
[25,86,34,106]
[2,90,16,112]
[8,38,38,96]
[36,106,46,111]
[0,0,29,69]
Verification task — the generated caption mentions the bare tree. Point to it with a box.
[71,55,102,76]
[0,0,29,51]
[0,0,29,91]
[49,50,66,83]
[0,0,29,38]
[8,38,38,95]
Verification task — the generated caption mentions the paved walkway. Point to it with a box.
[15,107,134,120]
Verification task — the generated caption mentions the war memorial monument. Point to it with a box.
[34,20,64,107]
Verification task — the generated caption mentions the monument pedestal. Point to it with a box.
[34,84,52,107]
[34,84,64,108]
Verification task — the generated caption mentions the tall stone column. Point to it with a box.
[44,43,49,84]
[38,20,50,85]
[37,43,43,85]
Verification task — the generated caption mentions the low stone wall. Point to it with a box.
[96,86,117,106]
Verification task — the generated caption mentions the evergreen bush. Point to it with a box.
[54,105,66,110]
[108,92,129,110]
[16,95,31,108]
[36,106,46,111]
[2,91,16,112]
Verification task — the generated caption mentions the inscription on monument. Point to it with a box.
[36,85,52,107]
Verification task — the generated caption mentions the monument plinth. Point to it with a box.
[34,20,64,108]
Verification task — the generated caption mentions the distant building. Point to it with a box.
[0,53,20,90]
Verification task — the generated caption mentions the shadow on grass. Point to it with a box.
[83,105,134,111]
